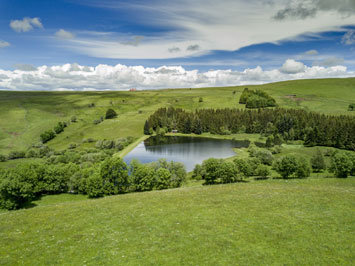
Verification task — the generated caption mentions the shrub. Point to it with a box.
[295,157,311,178]
[255,165,271,178]
[0,170,34,210]
[105,108,117,119]
[71,116,77,122]
[7,150,26,160]
[0,154,7,162]
[199,97,203,102]
[40,130,56,143]
[274,155,311,179]
[311,149,326,172]
[329,152,353,178]
[201,158,222,185]
[25,149,39,158]
[86,174,104,198]
[233,158,252,177]
[54,122,65,134]
[274,155,298,179]
[100,157,129,194]
[256,150,274,165]
[219,161,240,184]
[154,168,172,190]
[130,161,156,191]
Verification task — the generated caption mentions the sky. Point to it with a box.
[0,0,354,90]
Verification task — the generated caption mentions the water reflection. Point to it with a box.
[124,136,250,171]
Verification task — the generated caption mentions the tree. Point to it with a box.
[311,149,326,172]
[255,165,270,178]
[201,158,222,185]
[199,97,203,103]
[233,158,252,177]
[0,170,34,210]
[295,157,311,178]
[256,150,274,165]
[86,174,104,198]
[100,157,129,194]
[274,155,298,179]
[219,161,240,184]
[154,168,172,190]
[144,120,150,135]
[105,108,117,119]
[329,152,353,178]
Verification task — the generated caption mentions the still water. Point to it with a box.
[124,136,250,171]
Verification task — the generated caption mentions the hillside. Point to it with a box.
[1,178,354,265]
[0,77,354,154]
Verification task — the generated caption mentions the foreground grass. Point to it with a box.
[0,178,354,265]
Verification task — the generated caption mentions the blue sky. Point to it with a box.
[0,0,354,90]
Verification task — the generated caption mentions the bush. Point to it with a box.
[200,158,242,185]
[256,150,274,165]
[199,97,203,103]
[201,158,222,185]
[233,158,252,177]
[219,161,240,184]
[86,174,104,198]
[255,165,270,178]
[40,130,56,143]
[311,149,326,172]
[130,161,156,191]
[105,108,117,119]
[273,155,298,179]
[329,152,353,178]
[295,157,311,178]
[154,168,172,190]
[0,154,7,162]
[274,155,311,179]
[54,122,65,134]
[71,116,77,122]
[100,157,129,194]
[7,150,26,160]
[0,170,34,210]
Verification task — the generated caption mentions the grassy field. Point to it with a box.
[0,177,354,265]
[0,78,355,265]
[0,77,354,154]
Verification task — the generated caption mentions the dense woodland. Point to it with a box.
[144,107,355,150]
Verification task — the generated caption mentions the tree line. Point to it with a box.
[0,157,186,210]
[193,149,354,185]
[144,107,355,150]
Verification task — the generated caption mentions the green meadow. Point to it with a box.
[0,77,355,265]
[0,77,354,153]
[0,178,354,265]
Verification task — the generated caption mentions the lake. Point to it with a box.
[124,136,250,171]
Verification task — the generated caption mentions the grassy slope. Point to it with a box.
[1,78,355,265]
[0,78,354,153]
[0,178,354,265]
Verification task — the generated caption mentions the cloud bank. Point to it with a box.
[0,60,353,91]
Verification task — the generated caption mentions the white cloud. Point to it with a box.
[10,17,43,33]
[280,59,305,73]
[55,29,75,39]
[60,0,355,59]
[0,40,10,48]
[0,61,353,91]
